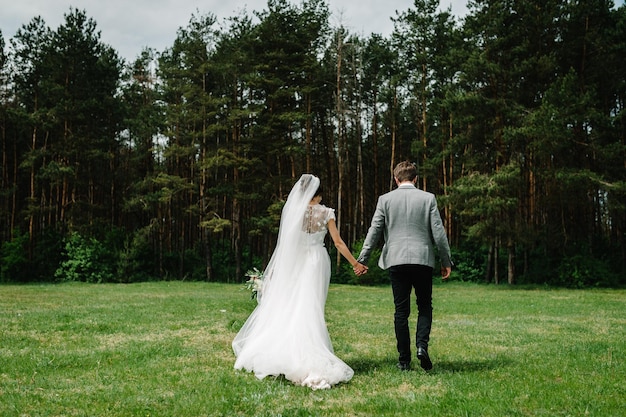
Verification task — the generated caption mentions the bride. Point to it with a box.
[232,174,367,389]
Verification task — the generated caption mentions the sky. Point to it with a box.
[2,0,624,63]
[0,0,470,62]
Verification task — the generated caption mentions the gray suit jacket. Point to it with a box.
[358,183,452,270]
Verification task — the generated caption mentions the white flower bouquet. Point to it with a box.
[243,267,264,301]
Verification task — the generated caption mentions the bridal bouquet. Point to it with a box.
[243,267,264,301]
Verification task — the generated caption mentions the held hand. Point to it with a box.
[353,262,368,276]
[441,266,451,281]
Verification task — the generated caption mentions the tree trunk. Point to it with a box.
[306,92,312,172]
[335,31,345,267]
[28,127,37,260]
[507,239,515,285]
[372,92,380,202]
[356,120,364,240]
[421,62,428,191]
[485,242,493,283]
[204,228,213,282]
[233,197,241,283]
[443,115,453,242]
[494,237,500,285]
[389,88,398,191]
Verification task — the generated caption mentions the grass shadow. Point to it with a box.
[347,354,513,375]
[431,357,513,374]
[348,357,398,373]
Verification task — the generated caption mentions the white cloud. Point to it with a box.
[0,0,467,62]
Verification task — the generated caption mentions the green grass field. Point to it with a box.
[1,281,624,416]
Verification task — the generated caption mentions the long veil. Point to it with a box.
[258,174,320,303]
[233,174,319,353]
[233,173,354,389]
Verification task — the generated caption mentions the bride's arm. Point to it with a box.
[327,219,367,273]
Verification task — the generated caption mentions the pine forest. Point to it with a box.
[1,0,625,287]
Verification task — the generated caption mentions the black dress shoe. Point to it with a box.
[397,361,411,371]
[417,347,433,371]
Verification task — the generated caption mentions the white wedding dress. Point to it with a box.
[232,175,354,390]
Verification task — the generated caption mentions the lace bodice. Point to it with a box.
[302,204,335,237]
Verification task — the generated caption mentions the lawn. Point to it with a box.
[1,281,624,416]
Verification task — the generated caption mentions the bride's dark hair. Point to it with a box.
[300,174,322,198]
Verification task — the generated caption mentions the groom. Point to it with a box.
[355,161,452,371]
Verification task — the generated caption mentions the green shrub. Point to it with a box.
[32,228,65,281]
[450,244,487,282]
[116,226,155,282]
[55,233,114,283]
[0,231,30,282]
[556,252,614,288]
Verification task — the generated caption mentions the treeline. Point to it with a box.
[1,0,624,286]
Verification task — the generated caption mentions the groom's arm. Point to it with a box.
[357,198,385,265]
[429,195,453,270]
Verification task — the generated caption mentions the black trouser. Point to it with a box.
[389,264,433,364]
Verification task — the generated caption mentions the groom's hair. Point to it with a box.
[394,161,417,183]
